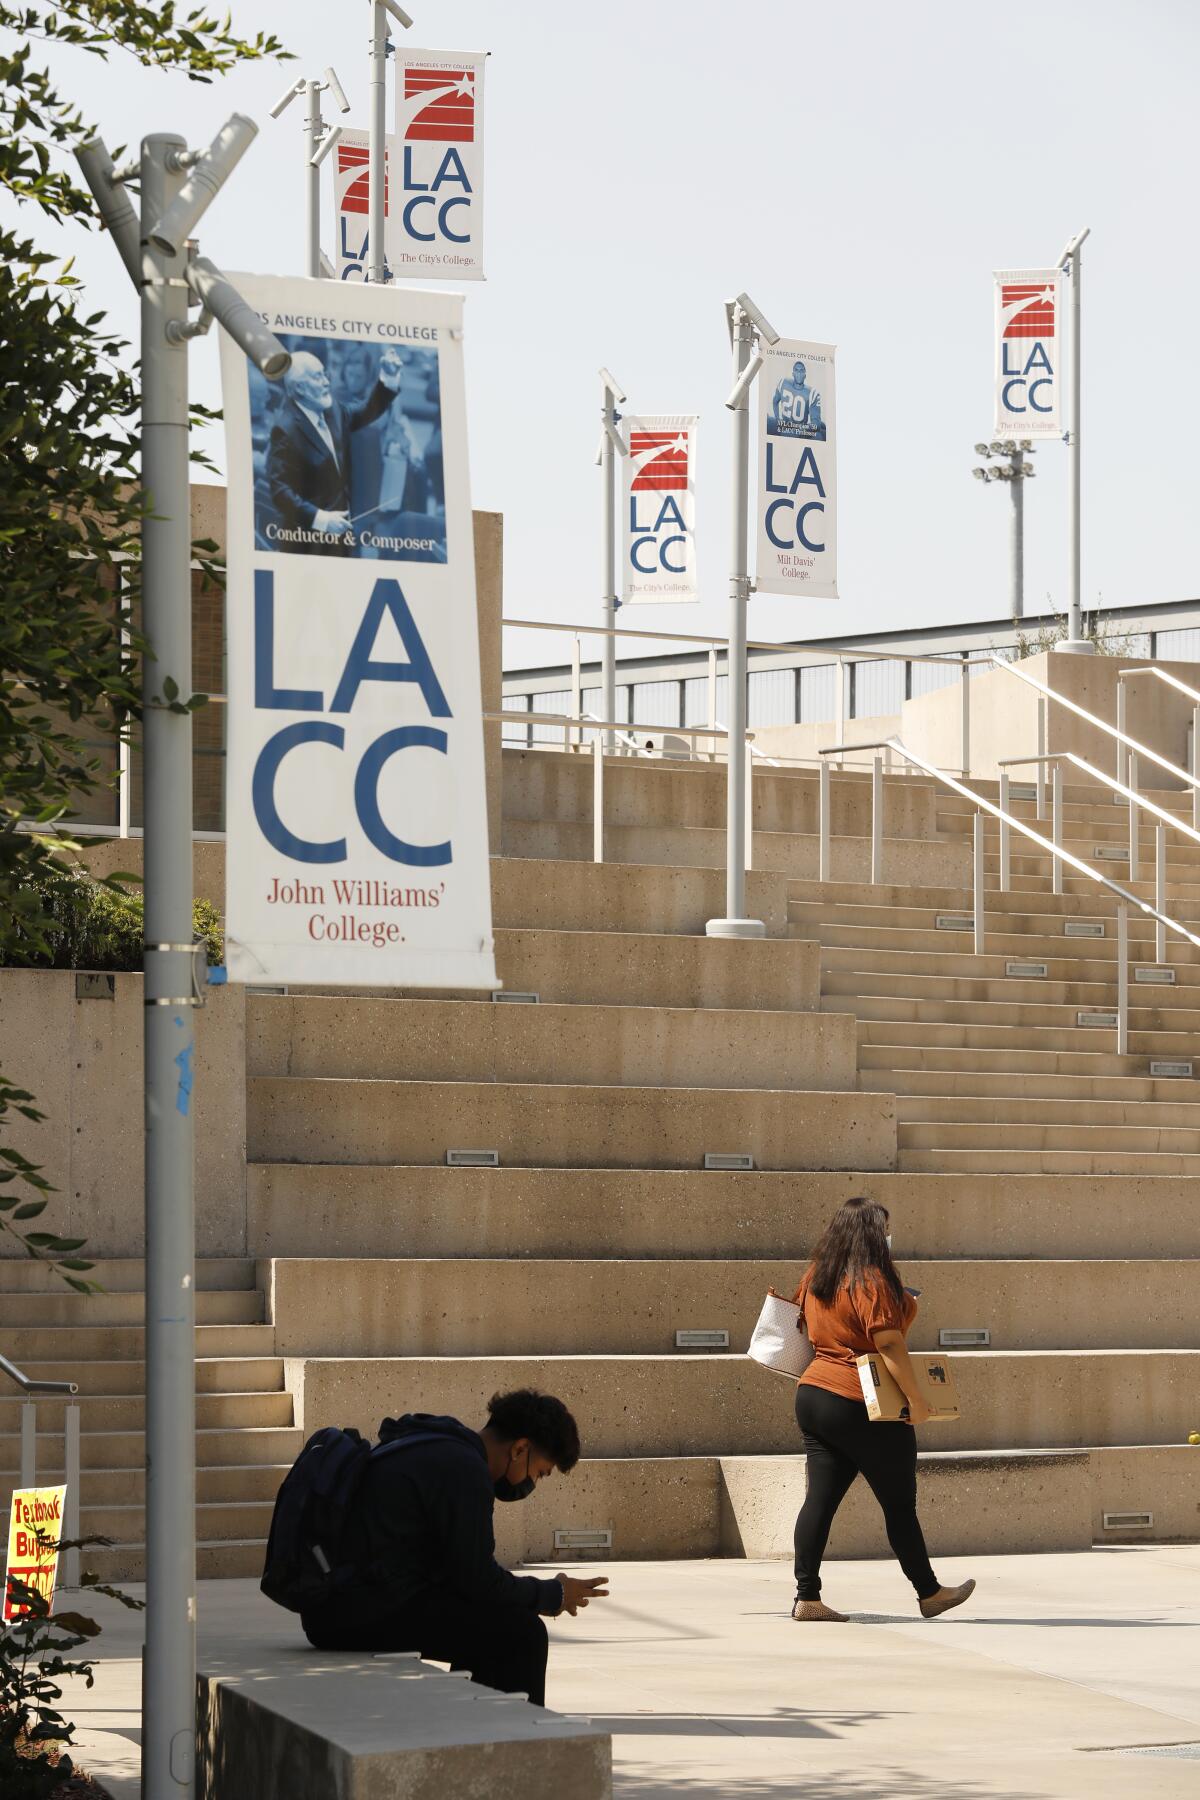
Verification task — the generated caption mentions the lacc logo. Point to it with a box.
[628,431,690,575]
[999,282,1056,416]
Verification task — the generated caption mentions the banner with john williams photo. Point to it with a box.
[621,416,698,603]
[219,276,497,989]
[755,338,837,600]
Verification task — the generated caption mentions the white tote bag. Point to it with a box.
[748,1289,815,1380]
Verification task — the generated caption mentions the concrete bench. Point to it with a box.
[196,1640,611,1799]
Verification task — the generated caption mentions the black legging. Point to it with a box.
[793,1384,939,1601]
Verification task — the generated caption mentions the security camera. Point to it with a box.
[598,366,626,403]
[186,256,291,379]
[382,0,414,25]
[324,67,351,113]
[312,126,343,169]
[735,291,781,345]
[270,80,304,120]
[149,114,258,255]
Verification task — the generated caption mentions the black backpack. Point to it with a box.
[260,1424,443,1614]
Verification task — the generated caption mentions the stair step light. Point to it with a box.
[703,1152,754,1171]
[445,1149,500,1167]
[675,1329,730,1349]
[1064,920,1105,938]
[1077,1010,1119,1028]
[491,991,540,1003]
[935,915,973,931]
[1005,961,1048,978]
[938,1328,991,1347]
[1134,966,1175,984]
[1101,1510,1153,1530]
[1150,1059,1193,1078]
[1093,845,1127,861]
[553,1528,613,1552]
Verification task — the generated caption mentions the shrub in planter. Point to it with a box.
[5,869,223,972]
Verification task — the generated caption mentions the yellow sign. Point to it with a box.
[4,1485,66,1622]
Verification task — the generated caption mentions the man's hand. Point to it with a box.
[313,509,351,536]
[378,349,404,392]
[555,1573,609,1617]
[907,1396,932,1425]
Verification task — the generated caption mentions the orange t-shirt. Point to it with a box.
[792,1267,918,1403]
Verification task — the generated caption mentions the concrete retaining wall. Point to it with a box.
[0,970,245,1257]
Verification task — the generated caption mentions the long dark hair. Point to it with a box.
[807,1196,903,1308]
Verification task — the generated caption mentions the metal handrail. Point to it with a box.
[992,655,1200,797]
[0,1352,78,1397]
[1118,665,1200,708]
[889,735,1200,950]
[502,615,997,666]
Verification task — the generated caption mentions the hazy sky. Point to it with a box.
[12,0,1200,670]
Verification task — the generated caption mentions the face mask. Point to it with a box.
[494,1446,536,1504]
[885,1234,893,1252]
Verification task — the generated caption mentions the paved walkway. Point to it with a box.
[57,1547,1200,1797]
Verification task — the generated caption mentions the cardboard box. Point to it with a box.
[856,1352,960,1422]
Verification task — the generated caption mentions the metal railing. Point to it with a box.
[1117,665,1200,830]
[2,1353,81,1591]
[815,733,1200,1054]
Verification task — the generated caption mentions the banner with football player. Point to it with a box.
[391,48,486,281]
[755,338,837,599]
[994,270,1062,439]
[219,275,496,989]
[621,415,698,603]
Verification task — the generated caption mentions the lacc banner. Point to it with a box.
[621,415,698,603]
[219,276,497,989]
[755,338,837,599]
[994,269,1061,439]
[392,48,486,281]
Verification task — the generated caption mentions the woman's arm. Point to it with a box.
[872,1327,931,1424]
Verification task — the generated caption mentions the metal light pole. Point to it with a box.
[369,0,414,283]
[706,291,778,941]
[597,368,627,753]
[1055,226,1093,653]
[78,120,290,1800]
[972,439,1035,620]
[269,69,350,277]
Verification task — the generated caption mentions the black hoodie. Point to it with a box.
[302,1413,563,1631]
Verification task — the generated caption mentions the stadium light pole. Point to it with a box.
[1055,226,1093,653]
[597,368,628,753]
[77,120,290,1800]
[707,292,778,941]
[972,439,1035,621]
[369,0,414,282]
[270,68,350,277]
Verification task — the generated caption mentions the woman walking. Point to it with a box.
[791,1195,976,1623]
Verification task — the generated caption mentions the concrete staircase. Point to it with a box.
[0,1258,297,1579]
[6,747,1199,1577]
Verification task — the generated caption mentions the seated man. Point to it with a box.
[302,1389,608,1705]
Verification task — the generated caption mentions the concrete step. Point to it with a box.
[823,969,1198,1009]
[0,1258,256,1294]
[82,1537,267,1583]
[0,1425,303,1474]
[247,1077,896,1172]
[821,943,1196,988]
[0,1463,286,1506]
[898,1119,1200,1153]
[0,1324,277,1361]
[9,1357,286,1396]
[502,817,970,889]
[864,1067,1200,1104]
[492,855,789,937]
[837,991,1200,1038]
[247,994,857,1092]
[0,1390,294,1433]
[795,919,1190,963]
[489,927,822,1011]
[858,1041,1190,1079]
[856,1016,1190,1055]
[0,1289,264,1328]
[899,1147,1200,1173]
[70,1498,275,1544]
[897,1093,1200,1128]
[264,1257,1200,1356]
[246,1164,1200,1262]
[294,1349,1200,1456]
